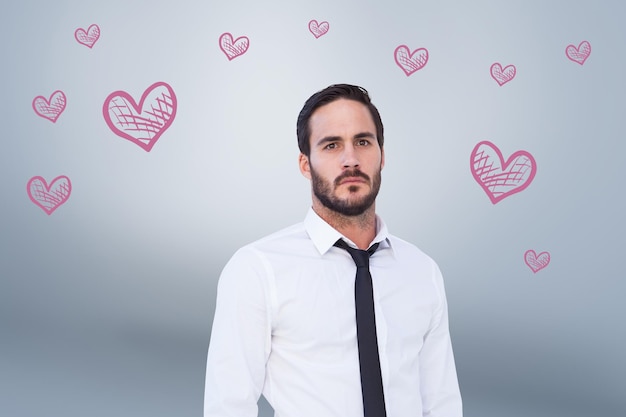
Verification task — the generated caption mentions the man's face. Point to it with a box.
[299,99,384,216]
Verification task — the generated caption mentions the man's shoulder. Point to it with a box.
[387,233,438,265]
[222,221,308,273]
[250,221,307,246]
[235,221,310,256]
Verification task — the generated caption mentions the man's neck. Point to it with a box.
[312,201,377,250]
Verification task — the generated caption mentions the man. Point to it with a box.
[204,84,462,417]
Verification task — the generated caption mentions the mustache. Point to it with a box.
[334,169,370,186]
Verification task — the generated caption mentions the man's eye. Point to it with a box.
[357,139,369,146]
[325,143,337,149]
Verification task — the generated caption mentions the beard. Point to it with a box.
[310,165,382,217]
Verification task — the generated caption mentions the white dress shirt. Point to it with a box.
[204,208,462,417]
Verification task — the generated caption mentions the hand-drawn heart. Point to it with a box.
[490,63,516,86]
[75,24,100,48]
[27,175,72,215]
[524,250,550,273]
[32,90,66,123]
[470,141,537,204]
[309,20,329,38]
[565,41,591,65]
[102,82,177,152]
[219,32,249,60]
[394,45,429,76]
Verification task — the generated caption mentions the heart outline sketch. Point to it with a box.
[566,40,591,65]
[74,24,100,48]
[524,250,551,273]
[308,20,330,38]
[219,32,250,60]
[490,62,516,86]
[32,90,67,123]
[27,175,72,215]
[102,81,177,152]
[394,45,429,76]
[470,140,537,204]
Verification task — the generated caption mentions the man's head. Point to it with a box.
[297,84,385,217]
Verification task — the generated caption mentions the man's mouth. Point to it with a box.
[340,177,366,185]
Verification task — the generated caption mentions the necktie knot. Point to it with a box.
[334,239,379,268]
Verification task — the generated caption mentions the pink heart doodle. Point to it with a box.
[102,82,177,152]
[524,250,551,273]
[27,175,72,215]
[74,24,100,48]
[470,140,537,204]
[219,32,250,60]
[394,45,429,76]
[490,63,516,86]
[309,20,330,38]
[32,90,66,123]
[565,41,591,65]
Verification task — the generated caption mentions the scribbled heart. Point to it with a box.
[102,82,177,152]
[394,45,429,76]
[75,24,100,48]
[32,90,66,123]
[27,175,72,215]
[470,141,537,204]
[309,20,329,38]
[566,41,591,65]
[219,32,249,60]
[524,250,550,273]
[490,63,516,86]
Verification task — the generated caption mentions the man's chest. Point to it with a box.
[266,259,438,361]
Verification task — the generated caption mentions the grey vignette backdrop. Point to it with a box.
[1,1,625,416]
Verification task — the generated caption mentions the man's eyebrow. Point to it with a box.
[354,132,376,140]
[315,136,342,147]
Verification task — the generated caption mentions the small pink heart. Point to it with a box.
[309,20,329,38]
[27,175,72,215]
[32,90,67,123]
[566,40,591,65]
[103,82,177,152]
[394,45,429,76]
[219,32,250,60]
[470,141,537,204]
[490,63,516,86]
[524,250,550,273]
[74,24,100,48]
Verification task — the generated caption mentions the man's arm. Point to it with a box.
[419,262,463,417]
[204,247,271,417]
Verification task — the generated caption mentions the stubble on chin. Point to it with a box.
[310,166,381,218]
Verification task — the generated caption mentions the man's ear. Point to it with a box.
[380,146,385,170]
[299,153,312,180]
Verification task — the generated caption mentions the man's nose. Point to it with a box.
[341,144,359,168]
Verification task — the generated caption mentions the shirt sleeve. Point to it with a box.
[419,261,463,417]
[204,247,272,417]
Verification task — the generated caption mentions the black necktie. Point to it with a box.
[334,239,387,417]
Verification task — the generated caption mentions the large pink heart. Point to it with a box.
[27,175,72,215]
[490,63,516,86]
[470,141,537,204]
[394,45,429,76]
[566,41,591,65]
[309,20,329,38]
[524,250,550,273]
[75,24,100,48]
[102,82,177,152]
[32,90,66,123]
[219,32,250,60]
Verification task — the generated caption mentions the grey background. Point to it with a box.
[1,0,625,416]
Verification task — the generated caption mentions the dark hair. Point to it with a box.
[296,84,384,156]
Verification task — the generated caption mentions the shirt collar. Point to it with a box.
[304,207,393,256]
